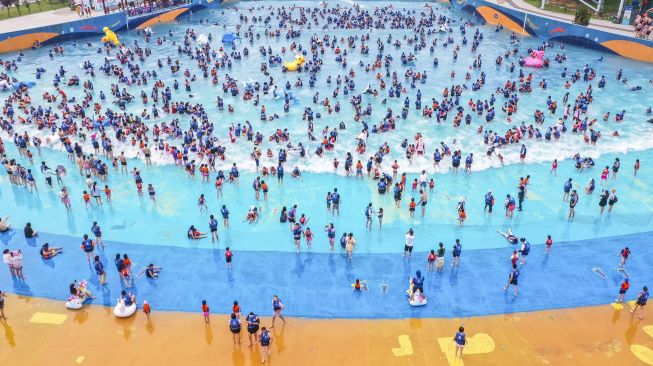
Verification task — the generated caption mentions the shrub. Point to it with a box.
[574,8,591,26]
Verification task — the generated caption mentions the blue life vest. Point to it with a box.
[230,318,241,332]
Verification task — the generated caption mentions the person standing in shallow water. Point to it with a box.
[568,190,578,220]
[0,290,6,320]
[271,295,285,328]
[331,188,341,216]
[504,264,520,296]
[484,190,494,213]
[201,300,210,324]
[608,188,618,212]
[612,157,620,180]
[403,228,415,258]
[345,233,356,262]
[599,189,609,214]
[452,239,462,267]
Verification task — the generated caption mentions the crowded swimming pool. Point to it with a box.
[2,1,652,254]
[1,1,653,320]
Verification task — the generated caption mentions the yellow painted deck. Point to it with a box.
[1,294,653,365]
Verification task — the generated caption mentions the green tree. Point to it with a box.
[1,0,14,17]
[13,0,21,15]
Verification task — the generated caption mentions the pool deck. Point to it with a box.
[0,8,104,34]
[489,0,639,38]
[2,294,653,365]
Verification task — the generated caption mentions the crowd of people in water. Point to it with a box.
[0,2,652,348]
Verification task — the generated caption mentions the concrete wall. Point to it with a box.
[1,0,651,62]
[0,0,222,53]
[0,12,126,53]
[450,0,653,62]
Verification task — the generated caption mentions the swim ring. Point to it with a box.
[408,290,428,306]
[113,300,137,318]
[65,297,84,310]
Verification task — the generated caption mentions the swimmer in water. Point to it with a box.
[197,194,207,212]
[497,228,518,245]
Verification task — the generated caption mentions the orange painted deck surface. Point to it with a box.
[1,294,653,365]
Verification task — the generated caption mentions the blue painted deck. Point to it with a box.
[1,230,651,318]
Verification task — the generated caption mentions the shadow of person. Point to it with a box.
[0,231,16,246]
[1,319,15,347]
[272,326,287,353]
[624,315,640,345]
[611,307,622,325]
[145,319,155,335]
[25,237,37,247]
[205,325,213,345]
[12,278,32,296]
[114,314,137,341]
[40,256,55,268]
[72,306,89,324]
[231,344,245,366]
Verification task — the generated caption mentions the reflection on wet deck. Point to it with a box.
[2,294,653,365]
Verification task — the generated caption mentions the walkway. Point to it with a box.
[488,0,640,38]
[0,7,104,33]
[2,295,653,365]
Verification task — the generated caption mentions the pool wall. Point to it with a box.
[0,0,222,53]
[1,0,651,62]
[449,0,653,62]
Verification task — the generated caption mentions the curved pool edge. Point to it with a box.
[1,228,651,319]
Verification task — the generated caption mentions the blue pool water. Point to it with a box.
[0,1,653,317]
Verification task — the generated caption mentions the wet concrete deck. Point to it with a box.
[2,294,653,365]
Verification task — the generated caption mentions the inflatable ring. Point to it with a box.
[65,299,84,310]
[113,302,137,318]
[409,298,428,306]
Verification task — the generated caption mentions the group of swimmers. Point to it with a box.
[0,3,651,343]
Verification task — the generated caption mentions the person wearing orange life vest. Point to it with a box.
[616,278,630,303]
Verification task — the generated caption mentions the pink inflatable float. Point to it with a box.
[523,50,545,68]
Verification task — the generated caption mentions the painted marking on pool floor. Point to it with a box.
[631,345,653,365]
[630,325,653,365]
[437,333,495,366]
[28,312,68,325]
[644,325,653,338]
[391,335,413,356]
[610,301,636,310]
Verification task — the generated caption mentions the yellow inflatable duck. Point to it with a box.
[283,54,305,71]
[101,27,120,46]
